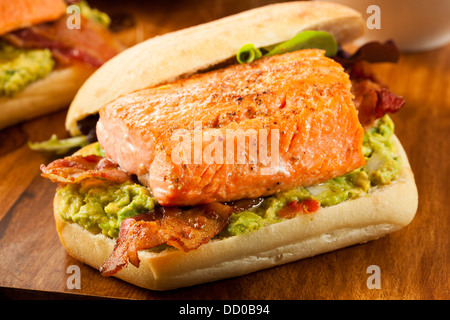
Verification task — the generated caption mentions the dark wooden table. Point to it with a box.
[0,0,448,300]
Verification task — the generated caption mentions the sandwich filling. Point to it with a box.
[45,114,401,275]
[56,114,400,240]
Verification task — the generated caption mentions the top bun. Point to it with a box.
[0,0,66,35]
[65,1,365,135]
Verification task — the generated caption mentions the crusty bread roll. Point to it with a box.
[0,65,93,129]
[53,135,417,291]
[66,1,365,135]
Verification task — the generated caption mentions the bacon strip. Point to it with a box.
[40,154,131,184]
[100,202,234,276]
[349,61,405,127]
[333,41,404,127]
[3,14,122,68]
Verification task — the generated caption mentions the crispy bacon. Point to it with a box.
[3,14,122,68]
[349,61,404,127]
[100,202,234,276]
[333,41,405,127]
[40,154,131,184]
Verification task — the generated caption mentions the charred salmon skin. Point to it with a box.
[96,49,365,206]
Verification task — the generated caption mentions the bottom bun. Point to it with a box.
[53,136,418,291]
[0,65,93,130]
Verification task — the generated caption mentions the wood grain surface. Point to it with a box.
[0,0,449,300]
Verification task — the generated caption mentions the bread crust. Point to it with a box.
[65,1,365,135]
[0,65,94,130]
[53,135,418,290]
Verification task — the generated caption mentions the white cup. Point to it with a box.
[316,0,450,52]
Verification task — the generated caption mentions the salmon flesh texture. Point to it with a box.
[96,49,365,206]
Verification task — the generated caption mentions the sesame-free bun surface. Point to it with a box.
[65,1,365,135]
[0,66,93,130]
[53,136,417,290]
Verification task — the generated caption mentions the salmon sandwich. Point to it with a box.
[0,0,122,130]
[40,1,418,290]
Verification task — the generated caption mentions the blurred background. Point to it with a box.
[99,0,450,52]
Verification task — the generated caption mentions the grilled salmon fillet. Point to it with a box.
[97,49,365,206]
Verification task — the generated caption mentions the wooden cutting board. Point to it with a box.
[0,0,448,300]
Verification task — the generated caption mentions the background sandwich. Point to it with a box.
[40,1,418,290]
[0,0,122,130]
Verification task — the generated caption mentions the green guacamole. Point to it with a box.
[58,182,156,238]
[0,42,54,97]
[78,0,111,27]
[57,115,401,240]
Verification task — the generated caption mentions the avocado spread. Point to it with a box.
[58,182,156,238]
[57,115,401,240]
[0,42,54,97]
[78,0,111,28]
